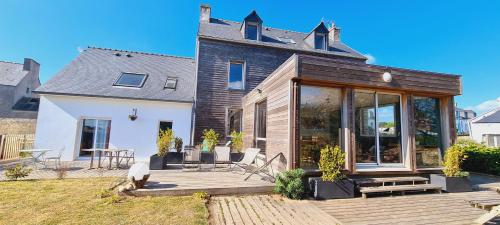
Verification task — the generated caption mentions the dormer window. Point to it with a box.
[245,23,258,40]
[314,33,327,50]
[165,77,178,89]
[113,73,147,88]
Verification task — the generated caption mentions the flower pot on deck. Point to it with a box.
[430,174,472,193]
[309,177,355,199]
[149,154,167,170]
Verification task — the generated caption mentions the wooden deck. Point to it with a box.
[126,169,274,196]
[314,191,499,225]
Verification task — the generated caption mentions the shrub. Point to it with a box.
[202,129,219,152]
[157,128,174,157]
[318,145,345,182]
[192,191,209,200]
[443,142,469,177]
[4,164,32,180]
[457,139,500,175]
[274,169,306,200]
[230,131,244,152]
[174,137,183,153]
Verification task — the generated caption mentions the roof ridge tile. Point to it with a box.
[86,46,195,61]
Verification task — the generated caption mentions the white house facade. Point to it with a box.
[470,108,500,147]
[35,95,192,161]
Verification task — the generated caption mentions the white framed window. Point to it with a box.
[245,23,259,40]
[314,33,327,50]
[228,61,245,90]
[164,77,178,89]
[113,72,147,88]
[79,118,111,157]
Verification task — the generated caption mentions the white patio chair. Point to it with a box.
[230,148,260,174]
[119,149,135,167]
[45,147,64,169]
[214,146,231,170]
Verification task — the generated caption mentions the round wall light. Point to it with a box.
[382,72,392,83]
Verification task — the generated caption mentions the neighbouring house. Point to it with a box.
[194,5,461,174]
[0,58,41,134]
[34,48,195,161]
[455,107,476,136]
[470,108,500,147]
[34,4,462,175]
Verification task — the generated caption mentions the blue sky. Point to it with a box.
[1,0,500,114]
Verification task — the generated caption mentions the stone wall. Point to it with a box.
[0,118,37,135]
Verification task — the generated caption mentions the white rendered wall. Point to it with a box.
[470,122,500,144]
[35,95,193,161]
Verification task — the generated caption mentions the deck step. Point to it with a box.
[355,176,429,185]
[360,184,442,198]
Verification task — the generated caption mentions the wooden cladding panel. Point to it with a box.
[298,55,461,96]
[242,57,297,169]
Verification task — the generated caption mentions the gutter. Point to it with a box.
[34,91,195,104]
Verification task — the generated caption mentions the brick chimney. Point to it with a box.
[328,22,341,42]
[200,4,211,22]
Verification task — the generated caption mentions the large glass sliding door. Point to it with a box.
[355,91,402,165]
[79,119,111,156]
[299,85,342,169]
[414,96,442,168]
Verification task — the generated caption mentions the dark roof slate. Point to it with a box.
[36,47,196,103]
[198,18,367,60]
[474,109,500,123]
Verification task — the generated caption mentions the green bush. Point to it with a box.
[458,139,500,175]
[4,164,32,180]
[157,128,174,157]
[192,191,209,200]
[202,129,219,152]
[230,131,244,152]
[274,169,306,200]
[318,145,345,182]
[174,137,183,153]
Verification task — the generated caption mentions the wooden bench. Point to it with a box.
[360,184,442,198]
[470,199,500,210]
[356,176,429,186]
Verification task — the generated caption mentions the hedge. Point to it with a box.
[456,139,500,175]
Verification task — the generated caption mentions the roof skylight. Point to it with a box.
[113,73,147,88]
[165,77,178,89]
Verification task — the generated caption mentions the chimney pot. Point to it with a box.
[328,22,341,42]
[200,4,211,22]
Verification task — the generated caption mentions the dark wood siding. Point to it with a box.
[298,55,462,96]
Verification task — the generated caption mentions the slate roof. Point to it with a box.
[0,61,29,86]
[198,18,367,60]
[474,108,500,123]
[36,47,196,103]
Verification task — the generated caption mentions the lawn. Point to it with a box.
[0,178,208,225]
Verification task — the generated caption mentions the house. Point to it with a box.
[470,108,500,147]
[34,48,195,160]
[35,4,462,175]
[456,107,476,136]
[194,5,461,174]
[0,58,41,134]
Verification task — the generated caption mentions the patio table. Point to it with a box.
[82,148,128,169]
[19,149,52,168]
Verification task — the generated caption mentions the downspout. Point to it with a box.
[190,37,201,146]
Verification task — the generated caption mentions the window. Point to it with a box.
[299,85,342,169]
[483,134,500,147]
[228,61,245,90]
[227,109,242,136]
[79,119,111,156]
[314,33,327,50]
[158,121,173,135]
[355,91,402,164]
[245,23,258,40]
[414,96,442,168]
[255,100,267,152]
[113,73,147,87]
[165,78,178,89]
[26,88,30,94]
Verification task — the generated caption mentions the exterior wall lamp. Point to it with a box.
[382,71,392,83]
[129,108,138,121]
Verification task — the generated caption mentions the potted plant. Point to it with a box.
[430,143,472,192]
[200,129,219,163]
[309,145,354,199]
[150,128,174,170]
[230,130,244,161]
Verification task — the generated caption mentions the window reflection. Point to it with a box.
[414,96,442,168]
[355,92,377,163]
[299,86,342,170]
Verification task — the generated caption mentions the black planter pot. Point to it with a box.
[309,177,355,199]
[166,152,183,164]
[149,154,167,170]
[430,174,472,193]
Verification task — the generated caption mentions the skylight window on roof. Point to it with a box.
[165,78,178,89]
[113,73,147,88]
[278,36,296,44]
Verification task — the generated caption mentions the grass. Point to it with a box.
[0,178,208,225]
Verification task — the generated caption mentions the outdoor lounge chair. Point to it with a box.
[44,147,64,169]
[230,148,260,174]
[182,145,201,169]
[214,146,231,170]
